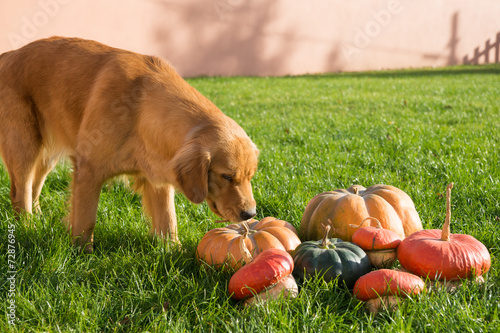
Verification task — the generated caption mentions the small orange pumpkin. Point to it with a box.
[300,184,423,242]
[196,217,301,270]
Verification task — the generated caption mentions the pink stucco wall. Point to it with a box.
[1,0,499,77]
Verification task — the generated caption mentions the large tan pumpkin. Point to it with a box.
[196,217,301,270]
[300,184,422,242]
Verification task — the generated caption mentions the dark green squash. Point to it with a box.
[293,223,371,289]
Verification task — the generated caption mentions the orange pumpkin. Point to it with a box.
[196,217,301,270]
[300,184,423,242]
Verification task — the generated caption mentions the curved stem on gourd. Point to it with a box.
[349,216,383,229]
[441,182,454,242]
[321,220,333,247]
[239,221,254,264]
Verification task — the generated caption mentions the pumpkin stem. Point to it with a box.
[241,220,250,237]
[349,216,382,229]
[441,183,454,242]
[321,220,332,247]
[239,221,254,264]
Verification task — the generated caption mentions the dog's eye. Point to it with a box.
[221,174,233,183]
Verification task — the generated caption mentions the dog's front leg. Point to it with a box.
[70,161,104,253]
[139,180,178,243]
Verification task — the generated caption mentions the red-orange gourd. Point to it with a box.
[350,217,402,268]
[350,217,402,250]
[354,269,425,302]
[398,183,491,281]
[228,235,297,304]
[228,247,295,301]
[196,217,301,270]
[300,184,423,242]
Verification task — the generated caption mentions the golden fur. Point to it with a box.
[0,37,258,252]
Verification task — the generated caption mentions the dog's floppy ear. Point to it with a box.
[171,142,211,204]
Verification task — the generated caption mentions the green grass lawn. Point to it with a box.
[1,65,499,332]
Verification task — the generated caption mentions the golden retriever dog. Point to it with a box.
[0,36,258,252]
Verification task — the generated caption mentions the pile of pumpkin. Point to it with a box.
[196,183,491,312]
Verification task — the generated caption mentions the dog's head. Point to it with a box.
[172,123,259,222]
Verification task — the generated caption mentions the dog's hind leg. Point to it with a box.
[135,177,178,243]
[0,90,43,216]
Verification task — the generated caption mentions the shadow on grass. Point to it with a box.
[3,210,195,260]
[8,217,205,288]
[298,64,500,80]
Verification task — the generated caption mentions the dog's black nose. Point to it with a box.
[240,209,256,221]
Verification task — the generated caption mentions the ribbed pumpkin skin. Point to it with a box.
[398,229,491,281]
[292,238,371,289]
[228,248,294,300]
[196,217,301,270]
[300,184,423,242]
[353,269,425,301]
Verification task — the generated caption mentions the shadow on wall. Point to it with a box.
[149,3,496,77]
[422,12,460,66]
[414,11,499,68]
[152,1,289,77]
[151,0,341,77]
[463,32,500,65]
[447,11,460,66]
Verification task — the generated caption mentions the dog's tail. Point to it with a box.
[0,50,12,156]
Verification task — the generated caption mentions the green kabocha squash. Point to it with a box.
[293,222,371,289]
